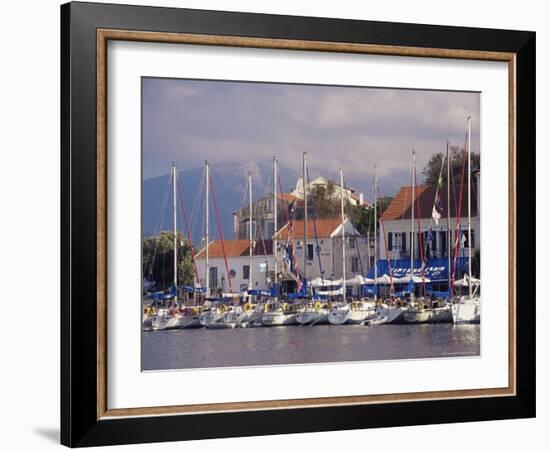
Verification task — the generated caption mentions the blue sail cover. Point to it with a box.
[366,257,468,283]
[181,285,207,294]
[394,280,414,296]
[149,290,174,300]
[247,287,277,297]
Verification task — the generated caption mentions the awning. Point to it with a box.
[366,257,467,283]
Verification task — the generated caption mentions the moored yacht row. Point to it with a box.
[143,286,480,331]
[144,117,481,333]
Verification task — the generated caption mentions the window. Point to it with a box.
[307,244,314,261]
[351,256,360,273]
[243,265,250,280]
[348,236,356,249]
[209,267,218,288]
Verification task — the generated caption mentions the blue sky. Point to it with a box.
[142,77,480,197]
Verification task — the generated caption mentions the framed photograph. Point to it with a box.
[61,1,535,447]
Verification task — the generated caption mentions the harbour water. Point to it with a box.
[142,324,480,371]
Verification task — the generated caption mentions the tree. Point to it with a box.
[422,145,480,186]
[310,182,341,219]
[348,196,392,235]
[142,231,195,292]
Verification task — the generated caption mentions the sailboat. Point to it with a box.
[149,163,180,331]
[294,152,330,326]
[451,116,481,324]
[145,163,202,330]
[329,168,377,325]
[368,165,408,325]
[401,149,452,324]
[261,156,300,326]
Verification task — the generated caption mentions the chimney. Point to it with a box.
[359,192,364,205]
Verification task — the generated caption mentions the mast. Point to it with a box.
[302,151,308,284]
[205,161,210,296]
[340,167,346,299]
[248,171,253,292]
[172,163,178,300]
[446,142,451,296]
[410,149,416,299]
[273,156,278,291]
[467,116,473,299]
[373,165,378,301]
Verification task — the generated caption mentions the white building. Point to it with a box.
[291,176,369,207]
[379,180,480,261]
[273,217,372,289]
[195,239,273,294]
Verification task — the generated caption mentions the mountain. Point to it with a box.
[143,159,399,244]
[142,160,299,243]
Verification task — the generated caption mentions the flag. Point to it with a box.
[432,195,444,225]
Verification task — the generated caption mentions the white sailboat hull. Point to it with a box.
[328,306,377,325]
[199,311,224,327]
[296,310,329,325]
[151,309,171,331]
[166,314,202,329]
[235,309,263,326]
[261,311,298,326]
[403,305,452,324]
[205,311,239,329]
[381,306,407,324]
[451,298,480,324]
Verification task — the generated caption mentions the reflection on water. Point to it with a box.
[141,324,480,371]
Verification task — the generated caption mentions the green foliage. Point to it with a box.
[142,231,195,291]
[422,146,480,186]
[348,196,393,234]
[310,183,341,218]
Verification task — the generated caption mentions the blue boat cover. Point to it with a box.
[247,287,277,297]
[366,257,467,283]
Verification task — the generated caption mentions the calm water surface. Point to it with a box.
[142,324,480,370]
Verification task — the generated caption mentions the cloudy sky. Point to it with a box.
[142,77,479,196]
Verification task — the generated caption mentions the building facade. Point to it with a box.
[273,217,372,286]
[232,193,299,240]
[195,239,274,294]
[379,180,480,262]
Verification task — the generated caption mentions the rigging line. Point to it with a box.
[209,173,233,292]
[342,178,365,278]
[148,171,172,278]
[451,133,468,290]
[176,177,200,286]
[377,182,394,296]
[379,217,395,297]
[413,164,427,297]
[306,166,325,283]
[189,168,205,245]
[277,168,304,289]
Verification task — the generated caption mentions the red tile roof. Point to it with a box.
[380,184,478,221]
[277,193,299,203]
[196,239,273,259]
[274,218,342,240]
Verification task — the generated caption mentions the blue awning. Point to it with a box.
[366,257,467,283]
